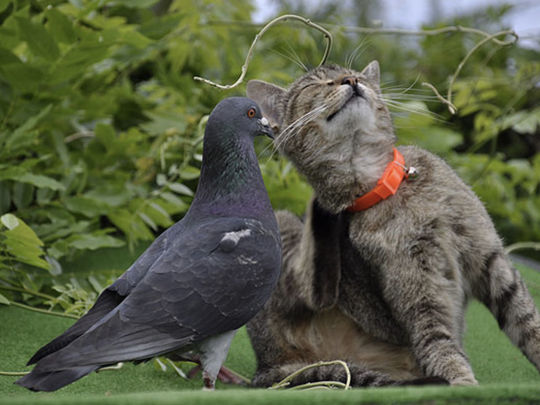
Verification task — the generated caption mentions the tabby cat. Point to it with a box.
[245,61,540,387]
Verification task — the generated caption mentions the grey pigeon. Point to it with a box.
[16,97,281,392]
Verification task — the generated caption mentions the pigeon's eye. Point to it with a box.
[247,108,256,118]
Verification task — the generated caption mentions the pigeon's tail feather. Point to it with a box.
[15,365,99,392]
[27,289,125,365]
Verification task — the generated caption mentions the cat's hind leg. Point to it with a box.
[251,362,447,388]
[474,251,540,372]
[251,362,400,388]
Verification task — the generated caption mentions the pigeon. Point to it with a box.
[16,97,281,392]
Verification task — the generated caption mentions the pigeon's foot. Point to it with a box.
[202,371,215,391]
[217,366,245,385]
[188,364,245,385]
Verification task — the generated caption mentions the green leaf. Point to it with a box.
[160,192,187,210]
[0,14,18,50]
[179,166,200,180]
[12,182,33,210]
[0,47,21,65]
[0,0,11,12]
[2,215,44,247]
[66,233,125,251]
[63,196,108,217]
[47,256,63,276]
[48,34,112,82]
[94,123,116,152]
[0,292,9,305]
[85,185,132,208]
[88,275,104,293]
[0,167,65,191]
[1,214,50,270]
[138,212,157,231]
[121,29,153,49]
[112,0,159,8]
[1,213,19,230]
[141,110,187,136]
[108,209,154,242]
[0,63,44,93]
[0,181,11,214]
[503,108,540,134]
[45,8,76,44]
[15,16,60,61]
[139,14,183,40]
[168,182,194,197]
[140,201,173,228]
[5,104,52,152]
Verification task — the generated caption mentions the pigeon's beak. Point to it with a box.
[257,117,274,140]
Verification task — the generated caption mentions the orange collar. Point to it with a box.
[347,148,408,212]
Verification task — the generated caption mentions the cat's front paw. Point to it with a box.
[449,375,478,386]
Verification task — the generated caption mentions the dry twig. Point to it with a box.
[269,360,351,390]
[193,14,332,89]
[195,16,518,115]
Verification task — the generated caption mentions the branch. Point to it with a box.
[505,242,540,255]
[199,18,518,115]
[8,301,80,320]
[329,25,518,114]
[269,360,351,390]
[334,24,517,46]
[0,371,29,376]
[445,29,517,113]
[0,284,57,302]
[193,14,332,90]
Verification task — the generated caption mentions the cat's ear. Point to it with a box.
[361,60,381,95]
[361,60,380,85]
[247,80,286,132]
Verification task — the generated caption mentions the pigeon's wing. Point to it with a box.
[34,216,281,370]
[27,222,184,365]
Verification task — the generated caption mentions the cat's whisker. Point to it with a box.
[384,94,441,101]
[272,45,309,72]
[276,106,327,144]
[401,74,421,95]
[345,39,370,70]
[381,87,434,94]
[384,100,446,123]
[267,105,328,160]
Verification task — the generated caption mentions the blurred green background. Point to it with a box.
[0,0,539,379]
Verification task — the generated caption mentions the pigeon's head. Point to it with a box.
[206,97,274,143]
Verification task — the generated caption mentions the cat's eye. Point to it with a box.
[326,80,334,86]
[247,108,256,118]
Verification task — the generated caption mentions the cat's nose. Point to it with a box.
[341,76,358,87]
[341,76,364,98]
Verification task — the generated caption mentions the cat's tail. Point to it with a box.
[250,362,447,388]
[476,251,540,371]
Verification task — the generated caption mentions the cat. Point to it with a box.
[244,61,540,387]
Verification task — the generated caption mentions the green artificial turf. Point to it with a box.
[1,247,540,404]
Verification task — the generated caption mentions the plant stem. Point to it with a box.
[269,360,351,390]
[9,301,79,320]
[505,242,540,255]
[0,285,56,301]
[194,14,332,90]
[0,371,29,376]
[0,275,16,286]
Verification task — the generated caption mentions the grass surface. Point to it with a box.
[1,247,540,404]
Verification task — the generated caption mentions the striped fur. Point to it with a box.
[246,61,540,386]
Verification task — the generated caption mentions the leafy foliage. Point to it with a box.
[0,0,278,256]
[0,0,264,308]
